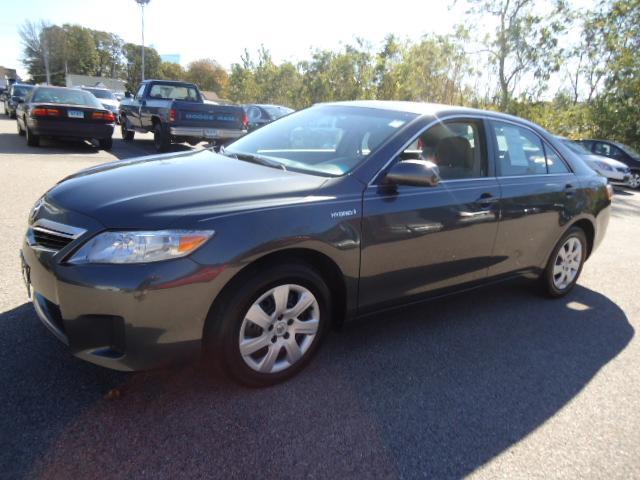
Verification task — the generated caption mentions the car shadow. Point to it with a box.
[0,282,632,479]
[0,132,102,155]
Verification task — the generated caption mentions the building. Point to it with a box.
[160,54,181,64]
[0,66,19,90]
[66,74,126,96]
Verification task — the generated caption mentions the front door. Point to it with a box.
[359,118,501,312]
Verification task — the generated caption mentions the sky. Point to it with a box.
[1,0,596,80]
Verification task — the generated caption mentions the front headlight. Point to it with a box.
[594,161,614,171]
[68,230,215,264]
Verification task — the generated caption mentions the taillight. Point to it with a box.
[242,113,249,128]
[169,109,177,122]
[606,183,614,200]
[91,112,116,122]
[31,107,60,117]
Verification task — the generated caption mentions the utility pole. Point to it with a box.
[135,0,151,81]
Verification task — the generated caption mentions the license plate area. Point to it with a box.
[204,128,220,138]
[67,110,84,119]
[20,253,32,299]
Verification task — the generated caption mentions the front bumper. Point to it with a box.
[21,241,224,371]
[169,126,246,141]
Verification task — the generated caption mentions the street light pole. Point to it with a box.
[135,0,151,82]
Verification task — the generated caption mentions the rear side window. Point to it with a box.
[543,142,570,173]
[491,121,547,176]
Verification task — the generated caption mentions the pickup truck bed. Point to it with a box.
[119,80,247,152]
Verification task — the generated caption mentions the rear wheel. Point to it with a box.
[26,126,39,147]
[120,119,134,141]
[99,137,113,150]
[153,122,171,152]
[542,227,587,297]
[629,172,640,190]
[204,263,330,387]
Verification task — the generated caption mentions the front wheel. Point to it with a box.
[542,227,587,297]
[120,119,134,141]
[629,172,640,190]
[17,118,25,136]
[205,264,331,387]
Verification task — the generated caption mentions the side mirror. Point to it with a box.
[17,98,25,104]
[385,160,441,187]
[125,91,132,98]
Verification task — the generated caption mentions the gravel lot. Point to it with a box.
[0,111,639,479]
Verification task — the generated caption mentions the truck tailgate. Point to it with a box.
[172,101,244,130]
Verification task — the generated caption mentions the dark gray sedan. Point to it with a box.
[16,86,115,150]
[21,101,611,386]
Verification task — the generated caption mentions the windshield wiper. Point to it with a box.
[222,151,287,171]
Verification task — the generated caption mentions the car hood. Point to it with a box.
[584,154,628,169]
[99,99,119,108]
[46,149,329,229]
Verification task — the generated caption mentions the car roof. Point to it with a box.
[318,100,541,127]
[143,79,196,86]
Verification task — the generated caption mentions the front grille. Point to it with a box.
[28,219,86,253]
[32,228,74,251]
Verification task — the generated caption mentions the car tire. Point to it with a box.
[17,118,25,136]
[542,226,587,298]
[153,122,171,153]
[99,137,113,150]
[9,110,16,119]
[629,172,640,190]
[204,263,331,387]
[26,126,39,147]
[120,119,134,141]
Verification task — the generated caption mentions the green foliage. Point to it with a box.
[122,43,161,91]
[185,58,229,94]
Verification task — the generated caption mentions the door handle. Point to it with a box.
[564,184,577,196]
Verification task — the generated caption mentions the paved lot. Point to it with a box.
[0,111,639,479]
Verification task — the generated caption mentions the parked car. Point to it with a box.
[119,79,247,152]
[3,83,34,119]
[557,137,630,184]
[244,104,294,131]
[78,86,120,121]
[16,86,115,149]
[578,139,640,189]
[21,101,611,386]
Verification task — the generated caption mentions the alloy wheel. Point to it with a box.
[239,284,320,374]
[629,173,640,189]
[552,236,583,290]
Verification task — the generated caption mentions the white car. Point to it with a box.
[558,138,631,184]
[79,87,120,122]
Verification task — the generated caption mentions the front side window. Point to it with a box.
[226,105,417,177]
[134,85,145,99]
[593,142,623,158]
[399,120,487,180]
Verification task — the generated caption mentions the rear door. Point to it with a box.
[487,120,577,277]
[359,117,502,311]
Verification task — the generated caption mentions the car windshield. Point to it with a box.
[614,141,640,158]
[84,88,115,100]
[148,84,200,101]
[13,85,33,97]
[562,140,591,155]
[32,88,103,108]
[263,106,294,119]
[225,105,417,176]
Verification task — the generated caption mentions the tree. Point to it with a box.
[123,43,161,90]
[185,58,228,94]
[465,0,569,111]
[159,61,186,81]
